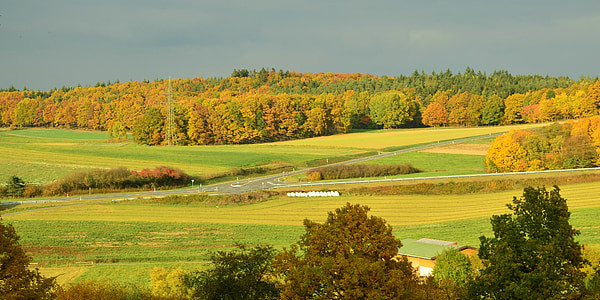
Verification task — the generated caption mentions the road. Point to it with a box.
[209,133,503,194]
[7,132,598,207]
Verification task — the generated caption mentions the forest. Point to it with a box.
[1,68,599,146]
[486,117,600,172]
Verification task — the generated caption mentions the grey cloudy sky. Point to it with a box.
[2,0,600,90]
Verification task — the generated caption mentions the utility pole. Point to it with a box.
[161,77,177,146]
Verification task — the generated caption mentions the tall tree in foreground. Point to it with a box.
[469,186,587,299]
[432,248,473,298]
[274,203,422,299]
[0,219,56,299]
[185,244,278,300]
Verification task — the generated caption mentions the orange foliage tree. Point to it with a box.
[422,102,448,127]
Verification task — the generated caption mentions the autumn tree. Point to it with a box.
[186,101,212,145]
[539,96,560,122]
[340,90,369,131]
[429,90,450,107]
[580,80,600,117]
[503,93,525,124]
[107,121,127,140]
[12,97,41,127]
[465,93,485,126]
[369,90,419,128]
[274,203,420,299]
[481,94,504,125]
[304,105,328,136]
[547,134,596,169]
[132,107,164,146]
[422,102,448,127]
[0,219,57,299]
[446,91,483,126]
[469,186,587,299]
[485,130,530,172]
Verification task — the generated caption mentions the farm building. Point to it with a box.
[397,238,477,277]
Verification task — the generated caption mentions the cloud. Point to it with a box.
[408,29,454,48]
[2,0,600,90]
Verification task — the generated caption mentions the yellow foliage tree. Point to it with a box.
[502,94,525,124]
[485,131,529,172]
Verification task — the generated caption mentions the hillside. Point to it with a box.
[1,69,599,146]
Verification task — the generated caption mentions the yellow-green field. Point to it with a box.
[5,181,599,226]
[3,180,600,286]
[0,124,542,185]
[278,123,543,149]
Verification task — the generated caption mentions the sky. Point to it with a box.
[2,0,600,91]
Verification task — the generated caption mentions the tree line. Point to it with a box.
[1,69,599,145]
[486,116,600,172]
[3,187,600,299]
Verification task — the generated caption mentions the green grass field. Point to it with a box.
[0,124,540,185]
[3,180,600,285]
[0,128,363,184]
[2,123,598,287]
[363,151,486,173]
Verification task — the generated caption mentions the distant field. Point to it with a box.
[6,181,599,226]
[279,123,543,149]
[0,124,541,185]
[0,128,364,184]
[362,151,486,173]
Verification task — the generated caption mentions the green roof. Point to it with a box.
[398,238,458,260]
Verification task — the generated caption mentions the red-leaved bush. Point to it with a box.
[42,166,191,196]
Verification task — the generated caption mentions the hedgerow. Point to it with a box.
[305,163,420,181]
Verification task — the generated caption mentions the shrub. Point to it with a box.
[56,280,156,300]
[305,163,420,181]
[22,185,42,198]
[346,173,600,196]
[150,267,192,299]
[131,191,275,206]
